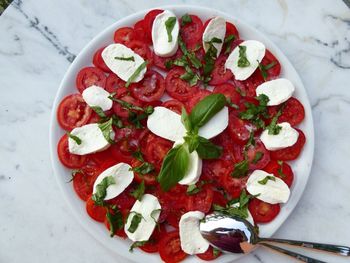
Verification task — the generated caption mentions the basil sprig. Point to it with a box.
[67,132,82,145]
[258,175,276,185]
[125,61,148,88]
[92,176,116,206]
[165,17,177,42]
[237,45,250,67]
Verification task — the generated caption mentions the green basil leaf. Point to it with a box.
[258,175,276,185]
[183,134,199,153]
[189,93,227,128]
[114,56,135,61]
[231,160,249,178]
[129,241,148,252]
[165,17,177,42]
[150,209,161,224]
[111,114,125,128]
[109,97,145,111]
[91,106,107,119]
[213,247,221,257]
[266,106,283,135]
[128,212,143,233]
[277,160,286,178]
[92,176,116,206]
[181,13,192,26]
[196,136,222,159]
[237,45,250,67]
[132,162,154,175]
[164,59,173,69]
[67,169,83,183]
[178,37,202,69]
[252,151,264,164]
[224,34,236,54]
[106,205,123,237]
[186,184,201,195]
[180,67,200,86]
[239,94,269,129]
[67,132,82,145]
[258,61,276,81]
[181,107,192,132]
[132,149,144,162]
[125,61,148,87]
[157,143,190,191]
[98,118,115,144]
[130,181,145,201]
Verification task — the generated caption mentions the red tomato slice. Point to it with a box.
[261,49,281,80]
[57,134,87,169]
[270,129,306,161]
[159,231,187,263]
[153,49,183,71]
[57,94,92,131]
[139,224,167,253]
[131,158,157,185]
[264,160,294,187]
[212,131,236,162]
[162,99,185,114]
[76,66,106,93]
[223,173,247,199]
[248,198,280,223]
[144,134,172,170]
[113,27,134,45]
[202,159,231,184]
[209,55,233,85]
[185,89,212,112]
[228,111,257,145]
[269,97,305,126]
[180,14,203,50]
[244,139,271,170]
[133,19,148,43]
[165,68,198,102]
[92,47,111,73]
[213,83,241,105]
[130,70,165,102]
[225,22,240,39]
[112,94,143,118]
[197,246,222,261]
[144,9,164,43]
[105,73,126,94]
[186,185,214,213]
[126,40,153,64]
[212,190,228,207]
[86,196,106,222]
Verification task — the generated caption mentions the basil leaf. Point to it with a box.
[231,160,249,178]
[92,176,116,206]
[132,149,144,162]
[237,45,250,67]
[130,181,145,201]
[180,67,200,86]
[67,169,83,183]
[150,209,161,223]
[181,13,192,26]
[202,41,218,84]
[98,118,115,144]
[213,203,248,219]
[224,34,236,54]
[132,162,154,175]
[114,56,135,61]
[157,143,190,191]
[128,212,143,233]
[129,241,148,252]
[258,61,276,81]
[178,37,202,69]
[252,151,264,164]
[207,37,223,44]
[183,134,200,153]
[187,184,201,195]
[111,114,125,128]
[106,205,123,237]
[164,59,173,69]
[125,61,147,88]
[91,106,107,119]
[266,106,283,135]
[67,132,82,145]
[239,94,269,129]
[189,93,227,128]
[181,107,192,132]
[165,17,177,42]
[258,175,276,185]
[196,136,222,159]
[213,248,221,257]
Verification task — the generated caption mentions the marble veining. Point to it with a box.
[0,0,349,263]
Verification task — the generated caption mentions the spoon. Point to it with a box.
[200,213,350,262]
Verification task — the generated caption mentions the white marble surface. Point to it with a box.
[0,0,350,262]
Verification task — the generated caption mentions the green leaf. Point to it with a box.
[258,61,276,81]
[206,37,223,44]
[237,45,250,67]
[276,160,286,178]
[213,247,221,257]
[231,160,249,178]
[178,37,202,69]
[157,143,190,191]
[91,106,107,119]
[165,17,177,42]
[129,241,148,252]
[67,132,82,145]
[180,67,200,86]
[125,61,148,88]
[150,209,161,223]
[183,134,199,153]
[111,114,125,128]
[239,94,270,129]
[130,181,145,201]
[109,97,144,111]
[66,169,83,183]
[266,106,283,135]
[189,93,227,128]
[181,107,192,132]
[181,13,192,26]
[224,34,236,54]
[164,59,173,69]
[202,41,218,83]
[196,136,222,159]
[128,212,143,233]
[98,118,115,144]
[252,151,264,164]
[258,175,276,185]
[132,162,154,175]
[92,176,116,206]
[114,56,135,61]
[132,149,144,162]
[106,205,123,237]
[186,184,201,195]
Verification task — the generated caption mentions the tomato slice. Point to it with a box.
[144,9,164,43]
[165,68,198,102]
[162,99,185,114]
[264,160,294,187]
[228,111,257,145]
[248,198,280,223]
[113,27,134,45]
[270,129,306,161]
[153,49,183,71]
[159,231,187,263]
[76,66,106,93]
[212,190,228,207]
[104,208,129,238]
[130,70,165,102]
[180,14,203,50]
[202,159,231,184]
[244,139,271,170]
[112,94,143,118]
[269,97,305,126]
[105,73,126,94]
[92,47,111,73]
[139,224,167,253]
[185,89,211,112]
[86,196,106,222]
[57,134,87,169]
[213,83,241,105]
[144,134,172,170]
[225,22,240,39]
[126,40,153,64]
[133,19,148,43]
[209,55,233,85]
[186,185,214,213]
[197,246,222,261]
[131,158,157,185]
[223,173,247,199]
[57,94,92,131]
[106,190,136,211]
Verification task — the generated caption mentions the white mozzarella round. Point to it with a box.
[225,40,266,80]
[93,163,134,200]
[256,78,295,106]
[152,10,180,57]
[260,122,299,151]
[179,211,210,255]
[101,43,146,83]
[202,16,226,57]
[68,123,114,155]
[82,85,113,111]
[246,170,290,204]
[124,194,161,242]
[198,106,229,139]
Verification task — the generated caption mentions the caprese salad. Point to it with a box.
[56,9,306,263]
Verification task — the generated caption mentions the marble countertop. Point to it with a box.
[1,0,350,262]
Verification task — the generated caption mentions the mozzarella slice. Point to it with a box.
[124,194,161,242]
[246,170,290,204]
[225,40,266,81]
[82,85,113,111]
[152,10,179,57]
[260,122,299,151]
[231,203,254,225]
[68,123,114,155]
[147,106,186,142]
[102,43,146,83]
[179,211,210,254]
[256,78,295,106]
[92,163,133,200]
[202,16,226,57]
[171,140,202,185]
[198,106,229,139]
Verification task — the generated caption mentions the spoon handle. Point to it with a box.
[261,243,327,263]
[260,238,350,256]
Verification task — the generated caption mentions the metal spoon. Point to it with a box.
[200,213,350,262]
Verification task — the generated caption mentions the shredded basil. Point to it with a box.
[132,162,155,175]
[277,160,286,178]
[187,184,201,195]
[266,106,283,135]
[98,118,115,144]
[252,151,264,164]
[114,56,135,61]
[92,176,116,206]
[237,45,250,67]
[224,34,236,54]
[130,181,145,201]
[91,106,107,120]
[106,205,123,237]
[213,247,221,257]
[239,94,270,129]
[258,61,277,81]
[181,13,192,26]
[165,17,177,42]
[67,132,82,145]
[128,212,143,233]
[129,241,148,252]
[258,175,276,185]
[231,160,249,178]
[66,169,83,183]
[125,61,147,87]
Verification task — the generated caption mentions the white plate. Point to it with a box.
[49,5,314,263]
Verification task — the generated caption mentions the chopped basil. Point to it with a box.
[165,17,177,42]
[258,175,276,185]
[106,205,123,237]
[277,160,286,178]
[180,66,201,86]
[206,37,222,44]
[132,149,144,162]
[98,118,115,144]
[187,184,201,195]
[67,169,83,183]
[202,40,218,84]
[258,61,277,81]
[236,87,246,97]
[181,13,192,26]
[226,98,239,109]
[266,106,283,135]
[125,61,148,88]
[237,45,250,67]
[252,151,264,164]
[213,247,221,257]
[150,209,161,223]
[111,114,124,128]
[67,132,82,145]
[224,34,236,54]
[92,176,116,206]
[130,181,145,201]
[91,106,107,119]
[109,97,144,111]
[164,59,173,69]
[231,160,249,178]
[239,94,270,129]
[128,212,143,233]
[129,241,148,252]
[114,56,135,61]
[178,37,202,69]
